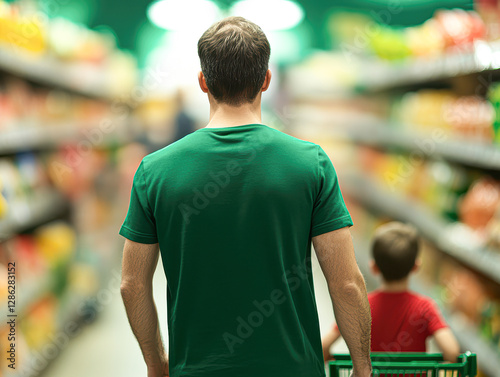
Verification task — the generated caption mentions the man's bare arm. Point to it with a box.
[121,239,168,377]
[313,227,371,376]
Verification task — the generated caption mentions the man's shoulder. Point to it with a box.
[264,125,319,147]
[143,132,200,164]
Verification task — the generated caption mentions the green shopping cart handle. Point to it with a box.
[329,352,477,377]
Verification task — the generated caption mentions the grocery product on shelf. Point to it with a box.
[392,89,496,143]
[487,82,500,144]
[0,187,7,219]
[0,77,133,148]
[487,204,500,250]
[369,9,486,61]
[0,1,137,98]
[459,178,500,231]
[0,1,46,54]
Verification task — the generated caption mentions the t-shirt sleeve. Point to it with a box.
[119,160,158,244]
[311,146,353,237]
[425,300,448,335]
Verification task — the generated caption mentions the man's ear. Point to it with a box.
[411,259,421,273]
[198,71,209,93]
[261,69,272,92]
[370,260,380,275]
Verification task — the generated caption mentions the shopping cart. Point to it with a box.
[329,352,477,377]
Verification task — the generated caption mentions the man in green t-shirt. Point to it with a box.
[120,16,372,377]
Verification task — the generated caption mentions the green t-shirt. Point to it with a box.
[119,123,353,377]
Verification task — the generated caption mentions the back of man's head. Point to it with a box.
[371,222,420,282]
[198,16,271,106]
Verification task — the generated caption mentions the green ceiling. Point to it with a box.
[35,0,474,66]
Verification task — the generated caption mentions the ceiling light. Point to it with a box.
[230,0,304,31]
[147,0,220,31]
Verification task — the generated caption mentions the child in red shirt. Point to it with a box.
[322,222,460,362]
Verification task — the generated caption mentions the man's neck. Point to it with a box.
[380,278,410,292]
[206,99,262,128]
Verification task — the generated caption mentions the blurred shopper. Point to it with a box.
[120,17,371,377]
[171,90,195,143]
[322,222,460,362]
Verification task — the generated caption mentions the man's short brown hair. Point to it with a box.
[371,222,420,282]
[198,16,271,106]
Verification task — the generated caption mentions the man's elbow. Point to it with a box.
[330,272,367,298]
[120,279,149,299]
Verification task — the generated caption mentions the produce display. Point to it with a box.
[0,0,137,97]
[392,89,497,144]
[0,78,125,133]
[0,140,145,375]
[487,83,500,144]
[335,9,488,61]
[356,146,500,247]
[0,1,141,370]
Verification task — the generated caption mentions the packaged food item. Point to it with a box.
[434,9,485,49]
[0,1,46,54]
[486,203,500,251]
[487,82,500,144]
[367,9,486,61]
[35,222,76,266]
[21,295,58,350]
[444,96,495,142]
[459,178,500,230]
[0,188,7,219]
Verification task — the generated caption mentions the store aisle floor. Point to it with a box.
[41,261,169,377]
[42,253,346,377]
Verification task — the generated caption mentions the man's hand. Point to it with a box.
[350,367,372,377]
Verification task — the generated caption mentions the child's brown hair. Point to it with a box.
[371,222,420,282]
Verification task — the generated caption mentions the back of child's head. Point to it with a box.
[371,222,420,282]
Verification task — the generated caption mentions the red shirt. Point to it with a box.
[368,290,448,352]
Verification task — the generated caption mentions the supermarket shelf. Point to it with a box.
[0,125,134,156]
[353,238,500,377]
[341,122,500,171]
[0,49,113,99]
[342,173,500,285]
[357,40,500,92]
[18,294,98,377]
[291,111,500,170]
[412,278,500,377]
[0,273,53,320]
[0,127,75,155]
[0,190,69,241]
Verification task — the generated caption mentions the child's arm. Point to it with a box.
[433,328,460,362]
[322,325,342,361]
